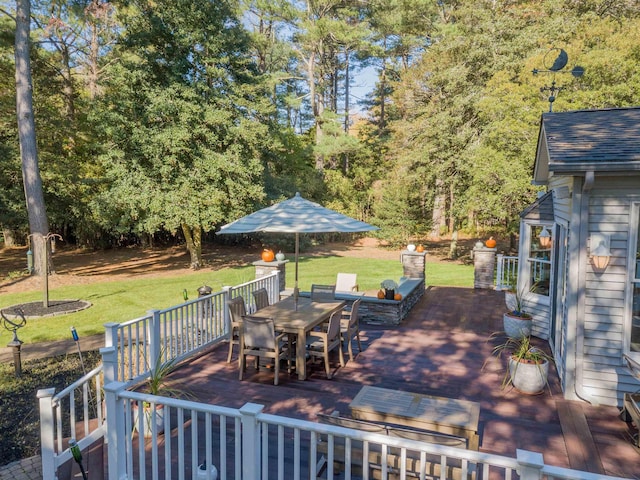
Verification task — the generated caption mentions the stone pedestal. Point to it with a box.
[253,260,288,291]
[400,250,426,279]
[473,246,496,289]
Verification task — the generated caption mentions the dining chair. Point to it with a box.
[239,315,291,385]
[311,284,336,302]
[252,288,270,311]
[340,298,362,361]
[226,296,246,364]
[336,273,359,292]
[307,311,344,379]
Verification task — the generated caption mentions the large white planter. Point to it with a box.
[133,403,165,437]
[505,291,517,311]
[503,312,532,339]
[508,357,549,395]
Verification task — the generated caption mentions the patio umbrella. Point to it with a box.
[216,192,378,302]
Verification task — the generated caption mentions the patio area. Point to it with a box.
[168,285,640,479]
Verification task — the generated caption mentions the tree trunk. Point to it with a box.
[182,223,202,270]
[16,0,50,276]
[449,229,458,260]
[380,39,387,129]
[2,227,18,247]
[88,7,100,100]
[343,49,350,174]
[430,178,446,238]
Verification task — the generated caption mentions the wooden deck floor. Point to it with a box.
[171,286,640,479]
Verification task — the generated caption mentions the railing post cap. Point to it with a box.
[103,322,119,327]
[239,402,265,416]
[222,286,231,291]
[516,449,544,467]
[37,388,56,398]
[103,381,127,393]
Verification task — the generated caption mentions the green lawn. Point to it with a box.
[0,256,472,344]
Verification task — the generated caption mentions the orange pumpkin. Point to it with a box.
[261,249,275,262]
[485,237,497,248]
[394,293,402,301]
[377,290,385,299]
[416,244,425,253]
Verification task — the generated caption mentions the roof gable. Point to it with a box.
[520,191,554,222]
[533,106,640,183]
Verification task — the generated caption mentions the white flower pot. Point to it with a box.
[505,291,517,311]
[508,357,549,395]
[133,403,165,437]
[503,312,532,339]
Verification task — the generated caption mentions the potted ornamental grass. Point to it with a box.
[133,350,185,437]
[490,333,554,395]
[503,287,532,339]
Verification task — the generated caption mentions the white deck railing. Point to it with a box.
[98,371,630,480]
[38,364,104,480]
[102,273,280,385]
[495,254,518,291]
[38,273,280,480]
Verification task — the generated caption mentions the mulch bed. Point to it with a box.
[1,300,91,319]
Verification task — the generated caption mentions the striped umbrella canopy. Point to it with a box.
[217,193,378,295]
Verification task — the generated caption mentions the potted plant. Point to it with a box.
[503,287,532,339]
[381,279,398,300]
[133,351,183,437]
[490,334,553,395]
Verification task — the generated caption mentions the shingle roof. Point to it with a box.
[520,191,554,222]
[534,106,640,182]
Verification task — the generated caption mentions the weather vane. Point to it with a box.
[533,48,584,112]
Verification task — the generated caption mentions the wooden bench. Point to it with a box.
[315,412,475,480]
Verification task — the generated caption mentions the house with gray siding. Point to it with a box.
[513,106,640,407]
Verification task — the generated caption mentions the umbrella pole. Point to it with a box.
[294,233,299,310]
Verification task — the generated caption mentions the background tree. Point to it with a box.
[91,0,274,267]
[14,0,50,273]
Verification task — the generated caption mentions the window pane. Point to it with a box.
[530,262,550,295]
[530,225,552,259]
[529,225,552,296]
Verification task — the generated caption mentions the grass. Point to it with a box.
[0,256,472,344]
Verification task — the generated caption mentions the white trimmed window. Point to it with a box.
[527,224,552,296]
[631,204,640,353]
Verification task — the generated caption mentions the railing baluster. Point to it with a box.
[178,408,185,480]
[293,427,300,480]
[261,423,268,480]
[235,417,242,480]
[165,405,172,480]
[220,416,227,480]
[191,409,199,480]
[278,425,285,480]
